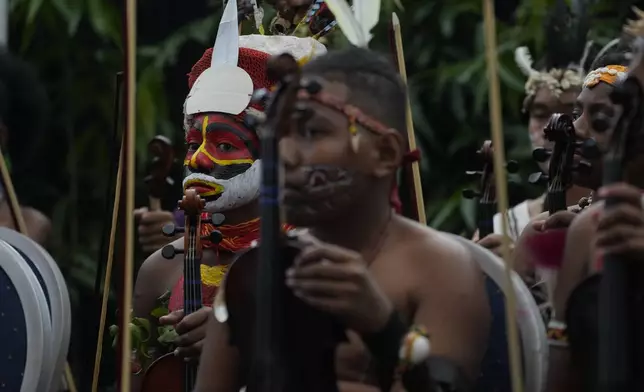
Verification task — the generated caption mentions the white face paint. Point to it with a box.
[183,159,261,212]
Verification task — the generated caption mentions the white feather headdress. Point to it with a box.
[184,0,253,117]
[325,0,380,47]
[184,0,328,118]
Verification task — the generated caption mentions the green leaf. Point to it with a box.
[157,326,178,345]
[51,0,83,35]
[26,0,44,25]
[130,323,142,347]
[151,307,169,318]
[87,0,121,43]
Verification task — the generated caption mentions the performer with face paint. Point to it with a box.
[196,47,490,392]
[130,0,327,388]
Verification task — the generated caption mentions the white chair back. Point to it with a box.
[0,239,51,392]
[446,234,548,392]
[0,228,72,391]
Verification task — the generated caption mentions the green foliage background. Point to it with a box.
[5,0,641,388]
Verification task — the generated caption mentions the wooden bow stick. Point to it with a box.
[91,73,124,392]
[481,0,524,391]
[391,13,426,225]
[0,125,78,392]
[118,0,137,388]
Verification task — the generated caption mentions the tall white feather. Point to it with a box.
[211,0,239,67]
[353,0,380,46]
[324,0,366,47]
[514,46,538,77]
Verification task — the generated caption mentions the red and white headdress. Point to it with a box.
[183,0,327,123]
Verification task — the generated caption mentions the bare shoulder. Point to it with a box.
[394,217,478,282]
[138,237,183,281]
[21,206,52,245]
[134,238,183,308]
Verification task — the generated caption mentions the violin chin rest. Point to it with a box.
[214,287,229,322]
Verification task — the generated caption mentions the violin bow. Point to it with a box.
[116,0,138,388]
[390,13,426,225]
[481,0,524,391]
[0,101,78,392]
[90,73,125,392]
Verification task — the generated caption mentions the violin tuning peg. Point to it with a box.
[528,172,548,184]
[211,213,226,226]
[579,139,600,159]
[202,213,225,226]
[301,78,322,95]
[532,148,551,163]
[202,230,223,244]
[464,170,482,177]
[250,88,270,105]
[505,160,519,173]
[462,189,480,199]
[161,245,183,259]
[162,223,184,237]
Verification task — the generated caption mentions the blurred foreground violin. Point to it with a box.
[591,23,644,391]
[214,53,345,392]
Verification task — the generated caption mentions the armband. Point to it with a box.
[361,312,433,391]
[547,319,569,348]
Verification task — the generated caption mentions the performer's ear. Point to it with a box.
[370,131,404,178]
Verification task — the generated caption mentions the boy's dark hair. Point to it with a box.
[302,46,407,137]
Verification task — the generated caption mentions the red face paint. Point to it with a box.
[184,113,259,171]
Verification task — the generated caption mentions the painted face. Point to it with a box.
[574,82,624,152]
[183,113,261,212]
[528,86,580,172]
[279,80,374,227]
[570,82,631,190]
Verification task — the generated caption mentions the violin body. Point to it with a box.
[222,237,346,392]
[140,353,184,392]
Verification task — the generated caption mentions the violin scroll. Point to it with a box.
[159,192,227,260]
[462,141,518,201]
[528,113,578,189]
[462,140,518,238]
[178,189,205,217]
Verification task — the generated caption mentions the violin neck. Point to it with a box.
[183,219,203,315]
[477,202,496,239]
[255,131,287,381]
[546,189,567,215]
[182,216,202,391]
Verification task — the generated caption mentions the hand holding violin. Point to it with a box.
[159,307,212,361]
[285,239,393,334]
[595,183,644,259]
[531,210,578,232]
[477,233,514,258]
